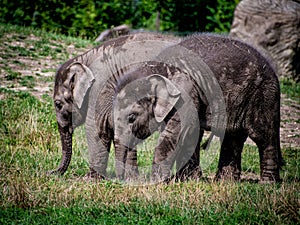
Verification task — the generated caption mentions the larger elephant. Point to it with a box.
[51,33,183,178]
[112,34,284,183]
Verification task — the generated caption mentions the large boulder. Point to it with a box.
[230,0,300,82]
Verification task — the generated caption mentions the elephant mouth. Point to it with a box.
[132,125,152,141]
[72,110,85,128]
[135,132,151,141]
[59,118,74,134]
[118,135,140,149]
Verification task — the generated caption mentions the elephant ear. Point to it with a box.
[67,62,95,109]
[147,74,181,123]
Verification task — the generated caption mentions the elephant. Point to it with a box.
[50,32,186,179]
[112,33,285,183]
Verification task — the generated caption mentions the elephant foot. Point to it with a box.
[124,165,140,181]
[151,173,170,183]
[260,155,281,183]
[260,170,280,183]
[151,164,171,183]
[83,168,106,181]
[215,165,241,181]
[175,166,202,182]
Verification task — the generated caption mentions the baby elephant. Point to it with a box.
[112,34,284,183]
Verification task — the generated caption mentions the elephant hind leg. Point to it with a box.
[215,132,248,181]
[248,128,281,183]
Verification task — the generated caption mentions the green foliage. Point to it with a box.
[131,0,159,31]
[0,0,240,38]
[161,0,217,33]
[206,0,240,33]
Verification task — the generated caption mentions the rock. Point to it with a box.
[230,0,300,82]
[95,24,130,42]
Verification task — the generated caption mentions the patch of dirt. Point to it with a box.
[0,32,299,148]
[0,32,90,100]
[280,95,300,147]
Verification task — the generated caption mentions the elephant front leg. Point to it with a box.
[86,137,111,180]
[85,125,111,180]
[215,132,247,181]
[176,129,204,181]
[151,129,179,182]
[175,142,202,181]
[124,148,139,181]
[114,138,133,180]
[152,152,174,183]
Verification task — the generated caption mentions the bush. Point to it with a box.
[0,0,239,38]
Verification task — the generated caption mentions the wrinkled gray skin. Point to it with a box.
[51,33,182,178]
[113,34,284,183]
[96,64,201,181]
[114,72,203,181]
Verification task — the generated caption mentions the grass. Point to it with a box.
[0,24,299,224]
[4,68,21,80]
[1,78,299,225]
[280,78,300,103]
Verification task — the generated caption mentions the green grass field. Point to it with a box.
[0,24,299,224]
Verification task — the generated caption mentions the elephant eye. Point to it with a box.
[128,113,137,124]
[55,101,63,110]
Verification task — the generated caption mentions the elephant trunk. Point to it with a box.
[50,124,73,175]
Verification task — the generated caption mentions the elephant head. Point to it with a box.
[51,61,95,175]
[113,74,184,180]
